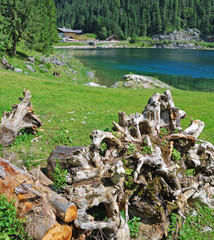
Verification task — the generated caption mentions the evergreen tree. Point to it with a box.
[54,0,214,38]
[24,0,58,53]
[0,0,32,55]
[98,26,108,40]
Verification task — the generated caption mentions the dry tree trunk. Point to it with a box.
[0,158,77,240]
[46,90,214,240]
[0,89,43,146]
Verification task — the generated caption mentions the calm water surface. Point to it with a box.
[58,48,214,92]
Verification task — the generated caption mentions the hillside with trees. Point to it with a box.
[54,0,214,39]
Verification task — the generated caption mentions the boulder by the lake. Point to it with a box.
[111,74,172,89]
[25,65,36,72]
[84,82,107,88]
[86,71,95,79]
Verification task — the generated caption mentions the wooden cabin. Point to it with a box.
[57,27,84,39]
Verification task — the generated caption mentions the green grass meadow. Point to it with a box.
[0,66,214,165]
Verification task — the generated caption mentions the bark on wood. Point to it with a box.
[46,90,213,240]
[0,158,76,240]
[0,89,43,146]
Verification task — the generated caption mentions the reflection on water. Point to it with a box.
[57,48,214,92]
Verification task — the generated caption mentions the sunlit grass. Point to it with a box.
[0,66,213,164]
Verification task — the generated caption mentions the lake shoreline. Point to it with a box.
[56,48,214,92]
[54,44,214,51]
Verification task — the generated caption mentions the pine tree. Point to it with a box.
[0,0,32,55]
[24,0,58,53]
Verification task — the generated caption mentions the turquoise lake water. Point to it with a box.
[58,48,214,92]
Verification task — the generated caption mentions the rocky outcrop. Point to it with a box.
[156,42,200,49]
[111,74,171,89]
[25,65,36,72]
[152,29,203,49]
[152,29,201,42]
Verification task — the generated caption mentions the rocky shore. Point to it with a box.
[111,74,172,89]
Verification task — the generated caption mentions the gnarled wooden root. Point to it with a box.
[0,89,43,146]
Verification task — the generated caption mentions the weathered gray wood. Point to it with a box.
[0,89,43,146]
[46,89,213,240]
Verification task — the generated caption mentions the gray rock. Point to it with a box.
[40,55,65,66]
[84,82,107,88]
[40,67,49,72]
[25,61,34,65]
[25,65,36,72]
[86,71,95,79]
[40,56,51,64]
[27,56,35,64]
[14,68,23,73]
[111,74,172,89]
[1,58,14,70]
[152,28,201,42]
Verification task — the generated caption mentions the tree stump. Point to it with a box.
[44,89,213,239]
[0,89,43,146]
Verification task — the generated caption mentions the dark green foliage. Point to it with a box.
[0,0,32,55]
[121,210,141,238]
[0,0,57,55]
[171,148,181,163]
[0,195,29,239]
[51,159,68,190]
[54,0,214,38]
[97,27,108,40]
[24,0,58,53]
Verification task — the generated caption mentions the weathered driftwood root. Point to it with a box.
[0,89,43,146]
[0,158,76,240]
[47,90,214,240]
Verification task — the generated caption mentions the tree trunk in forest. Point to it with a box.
[0,89,43,146]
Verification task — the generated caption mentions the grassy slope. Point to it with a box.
[0,66,214,165]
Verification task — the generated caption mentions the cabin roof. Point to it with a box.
[57,27,75,33]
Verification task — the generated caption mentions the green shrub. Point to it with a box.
[159,128,168,138]
[171,148,181,163]
[141,145,153,154]
[0,195,29,240]
[129,34,140,44]
[51,159,68,190]
[127,143,137,154]
[121,211,141,238]
[85,33,97,39]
